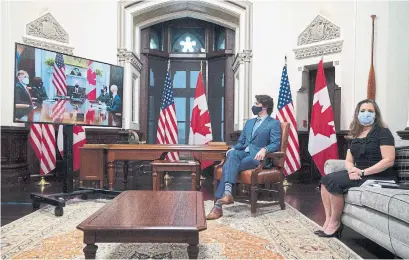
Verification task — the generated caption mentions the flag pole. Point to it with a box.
[282,55,292,187]
[200,60,203,72]
[164,58,174,184]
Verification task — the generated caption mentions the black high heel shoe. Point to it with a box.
[317,224,343,238]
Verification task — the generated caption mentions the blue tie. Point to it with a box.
[245,118,262,152]
[252,118,262,137]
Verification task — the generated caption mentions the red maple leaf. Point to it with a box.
[73,125,85,135]
[87,68,96,85]
[310,101,336,138]
[191,106,211,136]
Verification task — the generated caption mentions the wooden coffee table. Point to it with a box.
[77,190,206,259]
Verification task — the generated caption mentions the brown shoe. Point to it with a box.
[216,195,234,206]
[206,206,223,220]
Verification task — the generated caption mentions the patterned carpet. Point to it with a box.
[1,198,361,259]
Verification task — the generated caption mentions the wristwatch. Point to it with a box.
[361,170,365,177]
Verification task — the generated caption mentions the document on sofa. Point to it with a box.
[361,179,397,188]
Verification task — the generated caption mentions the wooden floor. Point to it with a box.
[1,172,397,259]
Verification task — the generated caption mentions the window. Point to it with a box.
[214,26,225,51]
[171,28,205,53]
[149,27,162,50]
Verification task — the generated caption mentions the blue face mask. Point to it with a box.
[358,111,375,126]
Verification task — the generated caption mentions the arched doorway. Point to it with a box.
[117,0,254,138]
[143,18,234,144]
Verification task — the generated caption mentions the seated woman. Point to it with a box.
[317,99,397,238]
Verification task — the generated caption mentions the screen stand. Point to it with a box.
[30,125,121,217]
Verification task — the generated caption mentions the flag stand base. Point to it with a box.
[30,125,120,217]
[283,178,292,186]
[36,176,50,186]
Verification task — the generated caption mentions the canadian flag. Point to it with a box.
[86,60,97,101]
[308,60,339,175]
[73,125,86,171]
[189,71,213,170]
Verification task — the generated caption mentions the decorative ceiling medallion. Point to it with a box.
[232,49,252,74]
[26,13,69,44]
[297,15,340,46]
[22,36,73,55]
[117,49,143,72]
[293,40,343,59]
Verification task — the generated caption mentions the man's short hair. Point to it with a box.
[110,85,118,92]
[255,95,274,115]
[17,70,28,77]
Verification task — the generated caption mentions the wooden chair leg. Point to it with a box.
[250,184,258,214]
[191,171,196,191]
[279,181,285,210]
[213,170,218,203]
[152,172,158,191]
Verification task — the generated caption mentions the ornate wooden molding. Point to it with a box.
[232,49,252,74]
[22,36,73,55]
[293,40,343,59]
[22,12,73,55]
[26,13,69,43]
[293,14,343,59]
[117,49,143,72]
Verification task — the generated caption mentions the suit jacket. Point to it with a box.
[233,116,281,166]
[107,94,122,113]
[14,82,33,119]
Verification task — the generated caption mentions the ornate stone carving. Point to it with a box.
[26,13,69,44]
[297,15,340,46]
[22,36,73,55]
[232,49,252,74]
[117,49,143,72]
[293,40,343,59]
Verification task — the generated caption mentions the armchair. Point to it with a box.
[213,122,290,214]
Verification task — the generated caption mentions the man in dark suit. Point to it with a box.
[15,70,34,119]
[206,95,282,220]
[31,77,48,104]
[97,86,110,103]
[106,84,122,113]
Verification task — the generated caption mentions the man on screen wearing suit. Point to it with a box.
[106,84,122,113]
[15,70,34,119]
[206,95,282,220]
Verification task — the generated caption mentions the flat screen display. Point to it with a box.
[14,43,124,127]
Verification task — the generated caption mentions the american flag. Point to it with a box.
[156,61,179,161]
[52,53,67,96]
[51,99,67,122]
[275,62,301,175]
[29,124,56,176]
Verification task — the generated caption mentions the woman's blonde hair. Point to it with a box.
[347,99,386,139]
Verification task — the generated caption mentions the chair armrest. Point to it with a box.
[264,151,285,168]
[324,159,346,175]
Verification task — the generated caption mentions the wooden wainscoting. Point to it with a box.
[0,126,144,187]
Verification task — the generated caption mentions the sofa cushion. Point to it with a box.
[344,187,364,206]
[359,187,409,224]
[395,146,409,184]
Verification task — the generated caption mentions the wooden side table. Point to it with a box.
[151,160,200,191]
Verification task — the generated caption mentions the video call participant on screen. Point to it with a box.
[97,86,110,103]
[106,84,122,114]
[72,82,83,99]
[15,70,34,119]
[31,77,48,105]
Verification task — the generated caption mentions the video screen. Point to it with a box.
[14,43,124,127]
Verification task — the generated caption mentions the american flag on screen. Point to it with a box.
[156,61,179,161]
[275,62,301,175]
[52,53,67,96]
[51,99,67,122]
[29,124,56,176]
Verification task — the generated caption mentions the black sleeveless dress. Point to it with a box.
[320,125,398,194]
